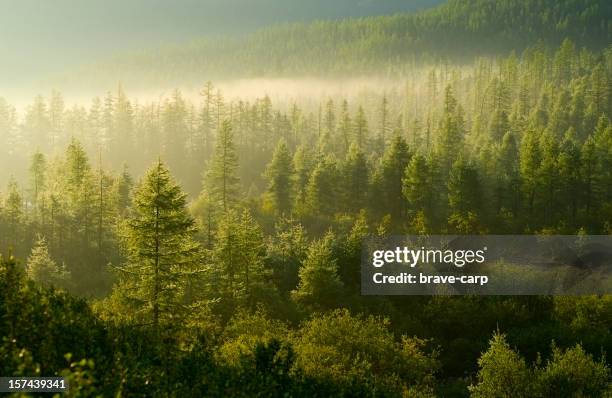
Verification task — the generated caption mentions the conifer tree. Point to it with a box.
[341,144,369,212]
[264,140,293,216]
[557,130,581,228]
[377,134,412,219]
[292,231,343,310]
[403,153,437,230]
[29,151,46,209]
[205,120,240,212]
[435,85,465,178]
[116,160,203,329]
[447,158,484,233]
[580,135,598,227]
[304,156,338,217]
[292,146,313,214]
[212,209,271,308]
[115,164,133,217]
[353,106,369,149]
[3,180,23,255]
[26,237,70,289]
[338,100,352,154]
[469,333,533,398]
[520,129,541,223]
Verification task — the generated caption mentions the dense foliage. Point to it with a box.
[69,0,612,86]
[1,0,612,396]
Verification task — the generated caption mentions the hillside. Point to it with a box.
[73,0,612,87]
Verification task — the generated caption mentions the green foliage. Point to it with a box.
[114,160,204,328]
[0,4,611,396]
[264,140,294,216]
[471,332,612,398]
[469,333,534,398]
[206,120,240,212]
[293,309,438,396]
[26,236,70,289]
[292,231,343,310]
[538,344,611,397]
[81,0,612,84]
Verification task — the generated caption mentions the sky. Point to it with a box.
[0,0,444,86]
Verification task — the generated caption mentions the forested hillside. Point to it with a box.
[72,0,612,87]
[1,0,612,396]
[1,36,611,395]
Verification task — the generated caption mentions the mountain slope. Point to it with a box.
[75,0,611,87]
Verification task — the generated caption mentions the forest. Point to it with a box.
[70,0,612,88]
[1,0,612,396]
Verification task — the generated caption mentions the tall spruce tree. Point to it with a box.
[292,230,343,310]
[264,140,293,216]
[205,120,240,212]
[116,160,203,329]
[26,236,70,289]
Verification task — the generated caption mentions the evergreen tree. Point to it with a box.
[557,130,581,228]
[264,140,293,216]
[494,132,522,230]
[205,120,240,212]
[29,151,46,209]
[447,158,484,233]
[520,128,541,224]
[292,231,343,310]
[115,164,133,216]
[3,179,24,256]
[292,146,313,214]
[341,144,369,213]
[403,153,437,231]
[469,333,534,398]
[304,156,338,217]
[115,160,203,329]
[212,209,272,310]
[377,134,412,220]
[353,106,368,149]
[26,237,70,289]
[338,100,352,155]
[435,85,465,178]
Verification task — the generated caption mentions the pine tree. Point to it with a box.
[353,106,368,149]
[435,85,465,178]
[116,160,203,329]
[378,94,390,152]
[341,144,369,212]
[469,333,533,398]
[212,209,271,308]
[292,231,343,310]
[447,158,484,233]
[537,131,559,227]
[304,155,338,217]
[115,164,133,216]
[3,179,23,255]
[557,130,581,228]
[29,151,46,208]
[403,153,437,230]
[494,132,521,229]
[64,139,97,266]
[338,100,352,155]
[520,129,541,224]
[378,134,412,219]
[267,218,309,296]
[26,237,70,288]
[205,120,240,212]
[580,135,598,227]
[264,140,293,216]
[292,146,313,214]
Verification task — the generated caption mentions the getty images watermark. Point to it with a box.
[361,235,612,295]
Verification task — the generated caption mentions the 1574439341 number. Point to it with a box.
[0,377,68,393]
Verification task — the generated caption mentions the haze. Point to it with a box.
[0,0,442,90]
